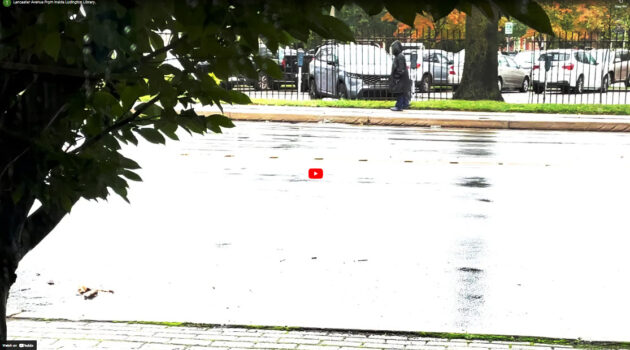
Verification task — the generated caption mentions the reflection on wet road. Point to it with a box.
[9,121,630,341]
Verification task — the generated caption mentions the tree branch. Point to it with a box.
[18,201,73,260]
[69,93,161,154]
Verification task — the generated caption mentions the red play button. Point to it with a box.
[308,168,323,179]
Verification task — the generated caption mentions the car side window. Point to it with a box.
[506,57,518,67]
[498,56,506,67]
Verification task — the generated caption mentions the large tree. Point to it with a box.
[0,0,551,341]
[454,1,551,100]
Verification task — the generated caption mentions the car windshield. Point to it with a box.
[538,52,570,61]
[506,57,519,67]
[574,52,597,65]
[337,45,390,65]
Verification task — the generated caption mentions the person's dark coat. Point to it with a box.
[389,41,411,95]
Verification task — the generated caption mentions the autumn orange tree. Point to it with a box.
[524,1,630,40]
[381,10,466,40]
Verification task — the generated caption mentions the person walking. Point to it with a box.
[389,40,411,111]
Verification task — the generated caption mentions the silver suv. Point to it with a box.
[308,43,392,99]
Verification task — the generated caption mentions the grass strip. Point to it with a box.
[252,98,630,116]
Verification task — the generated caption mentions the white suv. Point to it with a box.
[532,49,605,94]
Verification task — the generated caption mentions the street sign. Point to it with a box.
[297,51,304,67]
[505,22,513,35]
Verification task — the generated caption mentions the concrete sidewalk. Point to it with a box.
[7,318,629,350]
[199,104,630,132]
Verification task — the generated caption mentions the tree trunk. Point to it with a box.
[0,257,17,342]
[0,281,9,342]
[453,5,503,101]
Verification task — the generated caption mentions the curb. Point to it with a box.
[214,111,630,132]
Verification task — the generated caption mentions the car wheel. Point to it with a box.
[257,74,270,90]
[419,74,431,93]
[309,79,321,99]
[337,82,348,99]
[533,83,544,94]
[573,75,584,94]
[497,78,503,92]
[600,74,609,93]
[519,77,529,92]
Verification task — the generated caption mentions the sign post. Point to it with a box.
[297,49,304,100]
[505,22,513,52]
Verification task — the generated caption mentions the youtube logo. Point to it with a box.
[308,168,323,179]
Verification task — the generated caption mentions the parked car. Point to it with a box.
[531,49,605,94]
[308,43,392,99]
[221,44,297,90]
[512,51,536,70]
[449,49,465,87]
[448,51,528,92]
[281,51,314,92]
[498,55,530,92]
[588,48,613,91]
[609,49,630,87]
[403,49,454,92]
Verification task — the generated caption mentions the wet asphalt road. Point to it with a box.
[8,121,630,341]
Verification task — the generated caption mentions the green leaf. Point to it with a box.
[160,85,178,109]
[148,30,167,62]
[227,90,251,105]
[122,170,143,182]
[311,14,354,42]
[43,32,61,61]
[206,114,235,128]
[120,85,143,111]
[93,91,123,118]
[122,128,138,146]
[120,156,141,169]
[137,128,166,144]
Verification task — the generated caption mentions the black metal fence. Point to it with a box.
[226,29,630,105]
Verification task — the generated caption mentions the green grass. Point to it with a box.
[252,98,630,116]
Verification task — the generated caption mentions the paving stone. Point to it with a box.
[297,345,340,350]
[210,340,256,348]
[278,337,321,345]
[95,340,144,349]
[253,342,297,349]
[52,339,102,348]
[125,336,173,343]
[169,338,213,346]
[320,341,364,347]
[139,344,190,350]
[362,341,406,349]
